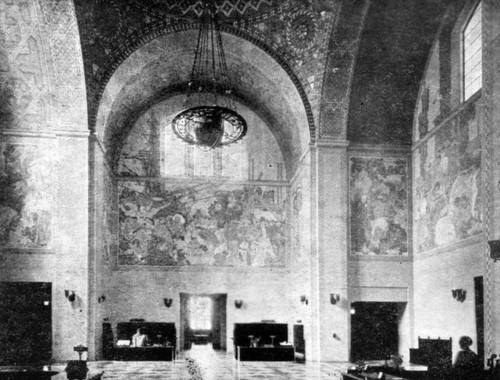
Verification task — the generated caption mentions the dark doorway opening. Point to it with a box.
[180,293,227,350]
[350,302,401,362]
[474,276,484,364]
[0,282,52,365]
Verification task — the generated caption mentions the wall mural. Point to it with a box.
[118,180,287,267]
[102,170,117,265]
[414,104,482,252]
[0,143,52,249]
[350,156,408,256]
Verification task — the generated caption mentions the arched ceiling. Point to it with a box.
[75,0,449,163]
[347,0,449,145]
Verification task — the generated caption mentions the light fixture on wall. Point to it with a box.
[452,289,467,303]
[330,293,340,305]
[98,295,106,304]
[163,298,173,308]
[488,240,500,261]
[300,295,308,305]
[171,0,247,149]
[234,299,243,309]
[65,290,76,302]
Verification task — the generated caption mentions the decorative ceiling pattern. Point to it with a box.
[129,0,282,20]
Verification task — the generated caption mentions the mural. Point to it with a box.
[350,156,408,256]
[118,180,287,267]
[102,170,117,265]
[414,104,482,252]
[0,143,52,249]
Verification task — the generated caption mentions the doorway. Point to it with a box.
[350,302,401,362]
[180,293,227,350]
[474,276,484,363]
[0,282,52,365]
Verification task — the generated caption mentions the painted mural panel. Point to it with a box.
[102,169,117,265]
[0,143,52,249]
[413,104,482,252]
[118,180,287,267]
[350,156,408,256]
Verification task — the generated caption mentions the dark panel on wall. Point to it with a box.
[0,282,52,365]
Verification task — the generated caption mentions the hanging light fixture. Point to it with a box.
[172,0,247,149]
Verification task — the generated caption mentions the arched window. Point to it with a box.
[164,122,248,179]
[463,1,482,101]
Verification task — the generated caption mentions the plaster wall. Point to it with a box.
[289,149,313,356]
[413,239,484,360]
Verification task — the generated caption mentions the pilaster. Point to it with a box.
[309,139,350,361]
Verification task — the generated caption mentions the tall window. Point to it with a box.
[189,297,212,330]
[164,123,248,179]
[463,1,482,101]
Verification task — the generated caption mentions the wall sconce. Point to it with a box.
[300,295,308,305]
[98,296,106,304]
[488,240,500,261]
[163,298,173,308]
[452,289,466,303]
[65,290,76,302]
[234,300,243,309]
[330,293,340,305]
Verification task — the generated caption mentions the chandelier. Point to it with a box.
[172,1,247,149]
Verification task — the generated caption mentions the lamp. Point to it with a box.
[65,290,76,302]
[234,299,243,309]
[300,295,308,305]
[452,289,466,302]
[171,0,247,149]
[330,293,340,305]
[163,298,173,308]
[488,240,500,261]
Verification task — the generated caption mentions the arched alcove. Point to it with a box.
[95,29,310,175]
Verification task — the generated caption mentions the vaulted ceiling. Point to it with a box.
[74,0,448,158]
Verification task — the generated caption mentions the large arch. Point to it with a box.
[94,27,311,174]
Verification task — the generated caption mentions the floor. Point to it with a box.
[52,344,351,380]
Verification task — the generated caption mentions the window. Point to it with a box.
[164,123,248,179]
[463,1,482,101]
[189,297,212,330]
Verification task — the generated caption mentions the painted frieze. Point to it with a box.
[118,180,287,267]
[413,104,482,252]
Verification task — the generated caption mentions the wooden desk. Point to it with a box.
[112,346,174,361]
[0,367,58,380]
[236,346,295,361]
[342,372,409,380]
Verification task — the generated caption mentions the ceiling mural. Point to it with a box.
[73,0,338,133]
